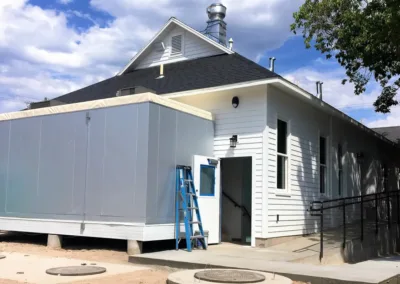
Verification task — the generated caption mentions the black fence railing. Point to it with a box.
[222,191,251,220]
[308,190,400,261]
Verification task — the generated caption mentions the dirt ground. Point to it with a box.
[0,232,175,284]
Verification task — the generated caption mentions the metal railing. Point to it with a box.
[309,190,400,261]
[222,191,251,220]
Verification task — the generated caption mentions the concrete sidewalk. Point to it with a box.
[130,248,400,284]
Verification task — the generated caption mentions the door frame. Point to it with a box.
[219,151,256,247]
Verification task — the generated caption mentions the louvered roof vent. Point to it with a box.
[171,35,182,55]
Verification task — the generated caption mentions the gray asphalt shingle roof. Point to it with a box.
[53,53,280,104]
[372,126,400,143]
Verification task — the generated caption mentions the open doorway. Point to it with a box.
[220,157,252,245]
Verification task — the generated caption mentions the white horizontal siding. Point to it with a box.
[266,84,400,239]
[171,86,268,242]
[136,26,224,69]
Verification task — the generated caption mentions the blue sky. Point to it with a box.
[0,0,398,127]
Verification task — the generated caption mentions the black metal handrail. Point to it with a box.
[222,191,251,220]
[308,189,400,261]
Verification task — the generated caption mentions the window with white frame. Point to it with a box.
[277,119,288,190]
[320,136,327,194]
[338,144,343,196]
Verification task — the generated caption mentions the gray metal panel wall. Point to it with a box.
[0,101,212,228]
[0,103,150,223]
[85,103,149,222]
[1,113,87,219]
[145,103,214,224]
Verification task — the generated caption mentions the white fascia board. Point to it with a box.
[118,18,233,76]
[164,78,275,98]
[164,77,395,146]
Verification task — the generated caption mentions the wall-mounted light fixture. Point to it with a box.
[230,135,238,148]
[356,152,365,164]
[232,96,239,108]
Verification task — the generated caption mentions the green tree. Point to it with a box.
[291,0,400,113]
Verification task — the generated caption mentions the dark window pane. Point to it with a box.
[277,155,286,189]
[338,171,342,196]
[338,144,342,169]
[320,137,326,164]
[200,165,215,196]
[383,165,388,191]
[277,120,287,154]
[320,165,326,194]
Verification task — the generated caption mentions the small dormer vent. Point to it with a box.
[171,35,182,55]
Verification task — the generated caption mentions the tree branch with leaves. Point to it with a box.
[291,0,400,113]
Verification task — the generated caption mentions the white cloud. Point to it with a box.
[89,0,304,58]
[0,0,156,109]
[366,106,400,128]
[0,0,304,113]
[283,66,379,111]
[58,0,74,5]
[283,63,400,128]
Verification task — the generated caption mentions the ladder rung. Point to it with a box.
[190,221,201,224]
[180,207,198,210]
[184,179,193,182]
[190,235,205,240]
[187,193,198,197]
[190,235,204,240]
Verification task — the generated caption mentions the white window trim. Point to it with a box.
[169,33,184,58]
[275,116,291,196]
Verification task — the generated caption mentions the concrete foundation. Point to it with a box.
[47,234,62,249]
[127,240,143,255]
[255,235,301,248]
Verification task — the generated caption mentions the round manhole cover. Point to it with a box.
[0,255,6,260]
[46,266,106,276]
[194,269,266,283]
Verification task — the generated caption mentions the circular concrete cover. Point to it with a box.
[168,269,293,284]
[0,255,5,259]
[46,266,106,276]
[194,270,266,283]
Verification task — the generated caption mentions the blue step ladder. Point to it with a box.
[175,165,207,252]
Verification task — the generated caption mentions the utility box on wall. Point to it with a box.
[0,93,214,241]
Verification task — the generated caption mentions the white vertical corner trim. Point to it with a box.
[262,86,269,238]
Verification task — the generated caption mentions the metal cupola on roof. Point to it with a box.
[203,3,227,46]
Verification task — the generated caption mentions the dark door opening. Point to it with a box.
[220,157,252,244]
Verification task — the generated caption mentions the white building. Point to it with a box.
[1,3,399,250]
